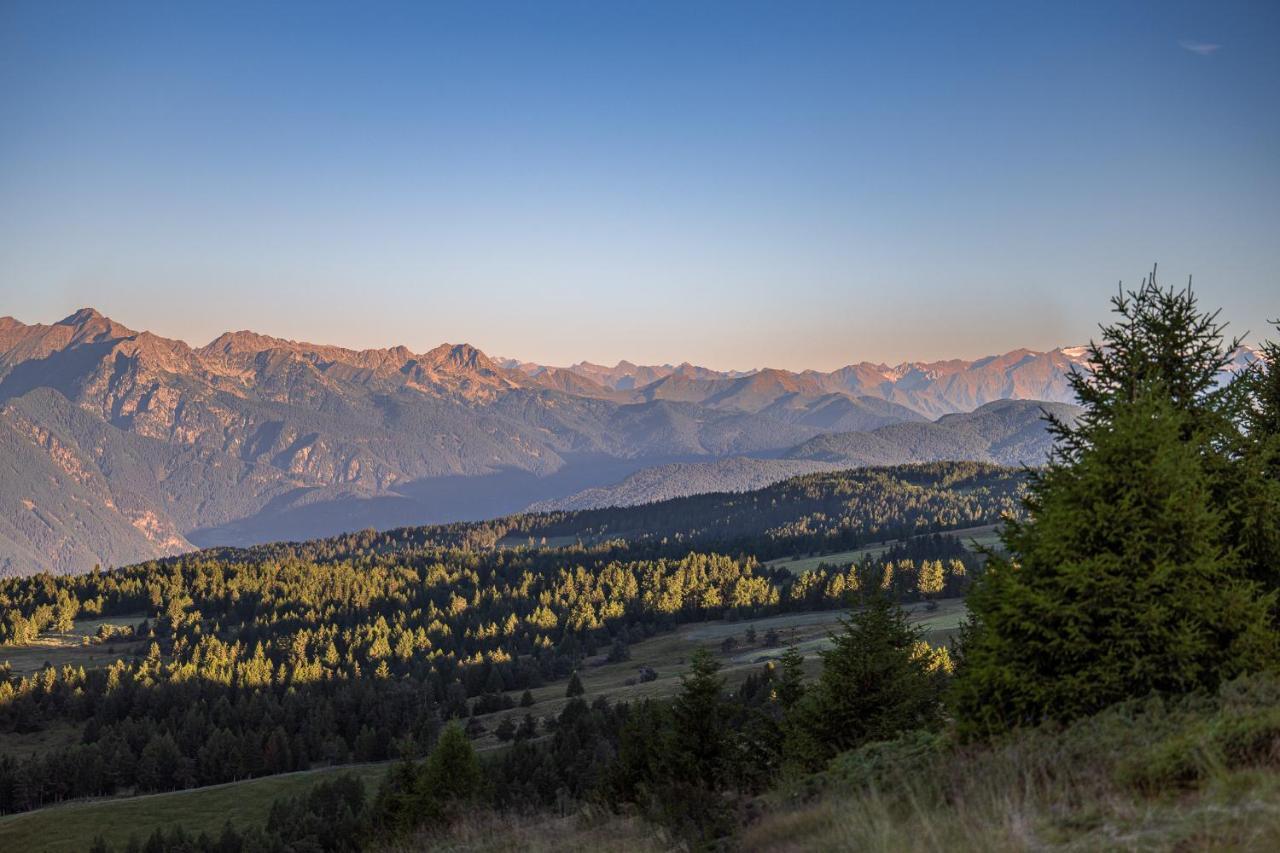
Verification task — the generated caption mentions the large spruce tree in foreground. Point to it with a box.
[952,271,1279,736]
[1240,328,1280,596]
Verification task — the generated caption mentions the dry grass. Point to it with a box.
[0,612,148,675]
[742,676,1280,852]
[376,808,674,852]
[765,524,1004,575]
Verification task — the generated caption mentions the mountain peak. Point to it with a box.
[54,307,135,342]
[423,342,495,372]
[202,329,290,355]
[58,307,105,326]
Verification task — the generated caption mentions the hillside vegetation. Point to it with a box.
[0,602,966,852]
[0,462,1008,822]
[2,275,1278,853]
[743,673,1280,851]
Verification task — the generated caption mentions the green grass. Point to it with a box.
[376,809,670,852]
[0,721,83,761]
[0,763,392,853]
[766,524,1003,575]
[0,612,148,676]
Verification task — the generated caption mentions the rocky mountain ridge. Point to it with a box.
[528,399,1082,512]
[0,307,1260,575]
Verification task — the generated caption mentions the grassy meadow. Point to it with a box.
[0,612,148,676]
[765,523,1003,575]
[0,763,392,853]
[464,598,965,753]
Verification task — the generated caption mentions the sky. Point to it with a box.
[1,1,1277,371]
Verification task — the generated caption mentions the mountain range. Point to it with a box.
[527,399,1083,511]
[0,307,1257,575]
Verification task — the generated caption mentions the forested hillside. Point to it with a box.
[2,280,1276,853]
[0,460,1013,822]
[211,461,1024,563]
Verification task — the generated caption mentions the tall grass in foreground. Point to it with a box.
[743,674,1280,852]
[375,808,670,852]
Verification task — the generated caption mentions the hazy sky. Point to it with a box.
[1,1,1277,370]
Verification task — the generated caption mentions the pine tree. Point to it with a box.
[494,716,516,742]
[784,595,942,771]
[565,672,585,698]
[1239,327,1280,595]
[951,276,1279,736]
[668,648,731,790]
[774,646,805,710]
[370,756,420,835]
[417,722,482,819]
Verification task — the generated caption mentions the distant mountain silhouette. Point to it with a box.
[528,400,1082,511]
[0,307,1258,575]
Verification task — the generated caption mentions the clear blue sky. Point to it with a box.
[1,1,1276,369]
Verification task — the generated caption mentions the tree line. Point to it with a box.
[0,467,1007,816]
[86,591,952,851]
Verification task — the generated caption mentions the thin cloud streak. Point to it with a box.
[1180,40,1222,56]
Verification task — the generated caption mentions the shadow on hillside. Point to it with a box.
[185,454,694,548]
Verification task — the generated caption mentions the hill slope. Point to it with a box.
[530,400,1076,512]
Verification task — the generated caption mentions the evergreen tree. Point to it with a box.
[607,637,631,663]
[638,648,738,842]
[565,672,585,698]
[415,722,482,823]
[784,595,942,771]
[1239,328,1280,595]
[952,277,1279,736]
[370,757,419,836]
[422,723,482,802]
[668,648,731,791]
[774,646,805,710]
